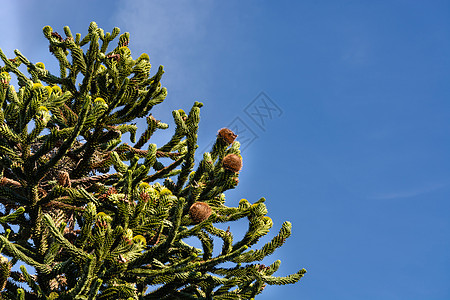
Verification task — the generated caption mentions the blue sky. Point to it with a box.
[2,0,450,299]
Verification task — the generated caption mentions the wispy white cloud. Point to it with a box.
[0,2,22,56]
[114,0,213,50]
[370,180,450,200]
[113,0,215,98]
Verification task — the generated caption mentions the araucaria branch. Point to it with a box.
[0,22,306,299]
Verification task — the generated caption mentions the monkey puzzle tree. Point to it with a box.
[0,22,306,299]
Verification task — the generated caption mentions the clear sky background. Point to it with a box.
[1,1,450,299]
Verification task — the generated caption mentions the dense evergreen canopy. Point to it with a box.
[0,22,305,299]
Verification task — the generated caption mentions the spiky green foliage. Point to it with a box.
[0,22,306,299]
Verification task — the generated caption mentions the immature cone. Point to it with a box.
[222,154,242,172]
[189,202,212,223]
[57,171,71,188]
[0,255,11,291]
[218,128,237,145]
